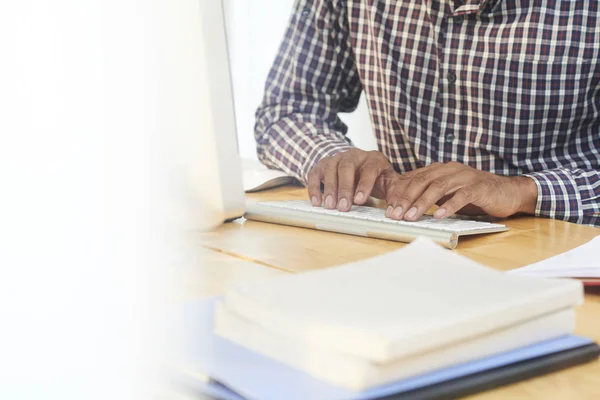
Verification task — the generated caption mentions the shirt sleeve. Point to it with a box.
[254,0,362,184]
[524,168,600,225]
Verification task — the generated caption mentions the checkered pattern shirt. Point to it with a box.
[254,0,600,225]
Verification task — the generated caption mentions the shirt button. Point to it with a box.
[445,133,455,143]
[454,15,464,24]
[447,71,457,84]
[301,8,310,17]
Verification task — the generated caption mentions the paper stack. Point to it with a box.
[214,238,584,391]
[510,236,600,286]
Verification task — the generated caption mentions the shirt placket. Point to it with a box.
[436,0,490,163]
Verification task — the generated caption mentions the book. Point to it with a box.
[215,302,574,390]
[220,238,583,364]
[171,298,599,400]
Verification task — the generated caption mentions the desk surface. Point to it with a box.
[197,186,600,399]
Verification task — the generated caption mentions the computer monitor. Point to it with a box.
[160,0,245,230]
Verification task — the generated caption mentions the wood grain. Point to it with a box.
[171,247,286,301]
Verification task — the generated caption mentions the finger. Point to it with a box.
[435,184,485,218]
[353,163,381,205]
[384,178,412,219]
[397,167,473,221]
[306,166,324,207]
[402,177,452,221]
[322,158,339,209]
[379,164,436,206]
[386,168,449,220]
[337,158,357,211]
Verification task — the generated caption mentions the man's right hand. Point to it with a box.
[306,149,395,212]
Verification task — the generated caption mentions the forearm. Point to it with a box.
[253,0,361,184]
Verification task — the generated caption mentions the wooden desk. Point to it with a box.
[196,186,600,399]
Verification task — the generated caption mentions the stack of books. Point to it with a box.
[210,238,598,397]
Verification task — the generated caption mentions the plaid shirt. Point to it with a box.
[255,0,600,225]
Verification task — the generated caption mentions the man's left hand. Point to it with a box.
[384,162,538,221]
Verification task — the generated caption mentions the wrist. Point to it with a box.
[514,176,538,215]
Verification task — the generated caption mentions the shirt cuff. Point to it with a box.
[300,140,354,184]
[523,169,583,222]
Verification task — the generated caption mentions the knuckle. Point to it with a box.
[430,178,448,191]
[338,159,356,170]
[322,177,335,187]
[358,163,378,177]
[338,180,354,191]
[412,172,431,185]
[319,159,335,170]
[366,151,389,165]
[328,155,342,164]
[357,163,370,173]
[398,193,414,204]
[307,168,319,179]
[339,149,358,160]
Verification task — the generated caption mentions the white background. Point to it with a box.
[0,2,375,398]
[224,0,377,160]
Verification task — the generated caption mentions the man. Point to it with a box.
[254,0,600,225]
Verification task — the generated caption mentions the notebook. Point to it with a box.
[221,238,583,364]
[170,298,599,400]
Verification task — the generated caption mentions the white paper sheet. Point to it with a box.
[242,158,298,192]
[509,236,600,278]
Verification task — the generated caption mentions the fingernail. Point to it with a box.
[354,192,364,203]
[386,206,394,217]
[392,206,403,219]
[311,196,320,207]
[434,208,446,218]
[338,198,349,211]
[405,207,417,220]
[325,195,335,209]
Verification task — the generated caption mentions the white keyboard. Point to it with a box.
[244,200,508,249]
